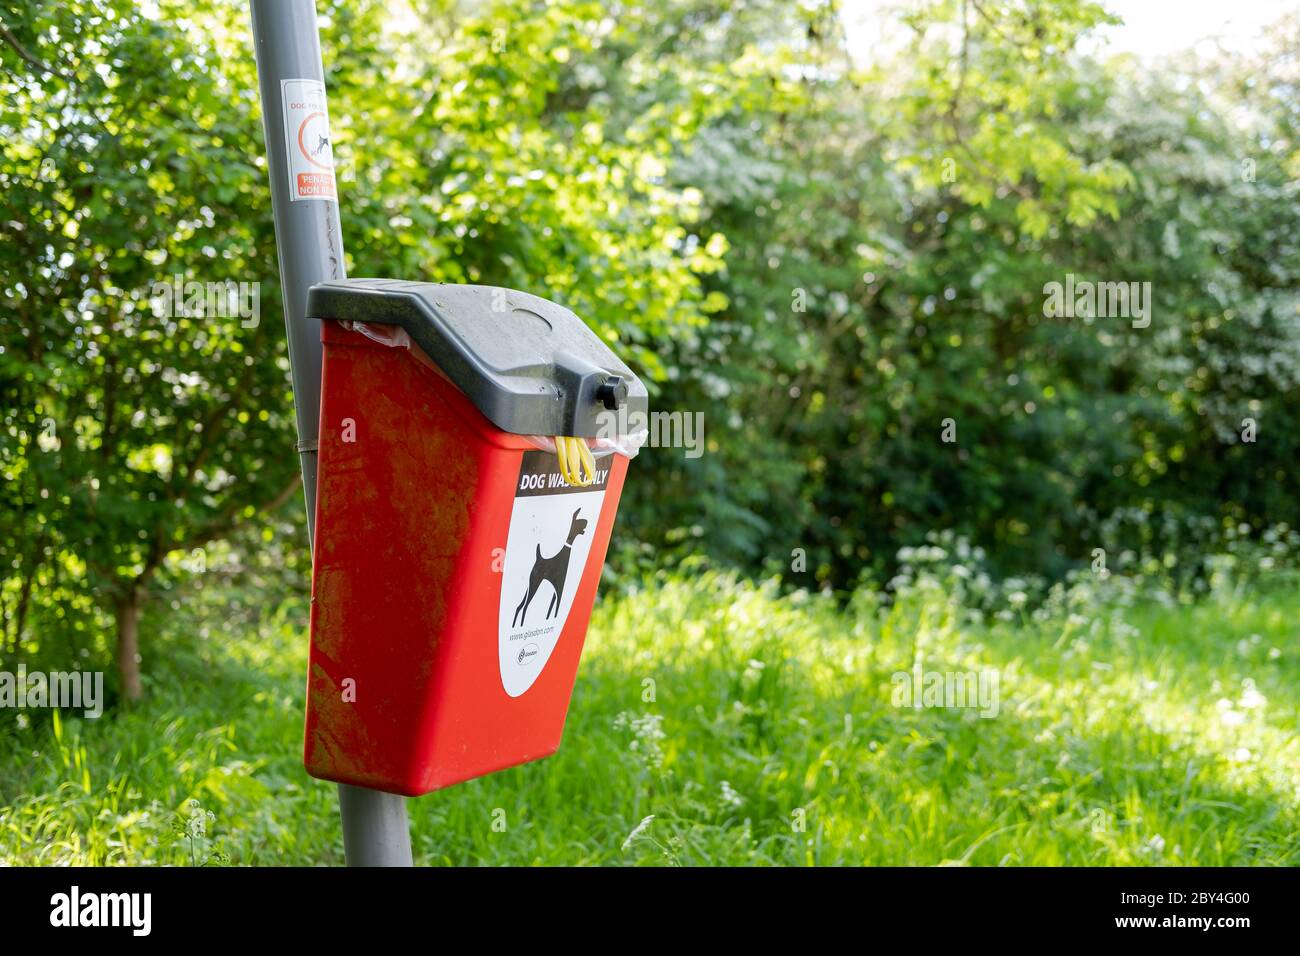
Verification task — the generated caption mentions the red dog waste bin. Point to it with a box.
[301,279,646,796]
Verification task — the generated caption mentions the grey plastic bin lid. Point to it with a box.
[306,279,648,439]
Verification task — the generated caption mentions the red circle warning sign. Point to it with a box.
[281,78,338,202]
[296,111,334,170]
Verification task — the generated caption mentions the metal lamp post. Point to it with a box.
[249,0,413,867]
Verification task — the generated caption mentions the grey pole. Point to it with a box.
[250,0,414,868]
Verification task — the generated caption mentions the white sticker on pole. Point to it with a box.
[498,451,608,698]
[281,78,337,202]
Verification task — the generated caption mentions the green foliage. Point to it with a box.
[622,1,1300,589]
[0,0,302,682]
[333,0,731,377]
[889,0,1132,237]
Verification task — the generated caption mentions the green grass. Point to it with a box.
[1,570,1297,866]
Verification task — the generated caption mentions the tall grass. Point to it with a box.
[1,565,1297,865]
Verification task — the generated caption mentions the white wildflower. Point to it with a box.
[1238,679,1266,710]
[719,780,745,810]
[620,814,655,852]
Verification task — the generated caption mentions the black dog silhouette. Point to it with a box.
[512,508,588,628]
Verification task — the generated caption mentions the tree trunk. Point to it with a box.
[115,587,143,701]
[11,531,44,657]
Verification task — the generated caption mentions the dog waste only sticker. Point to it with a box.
[281,78,336,201]
[498,451,608,697]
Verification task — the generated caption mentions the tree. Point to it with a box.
[1,0,303,697]
[1,0,727,698]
